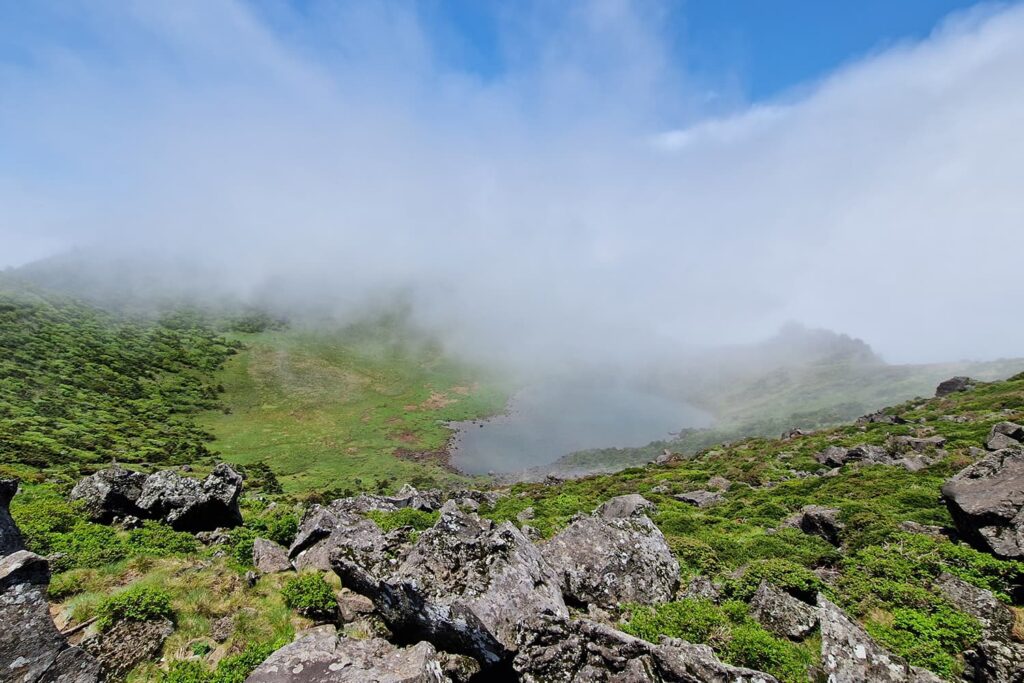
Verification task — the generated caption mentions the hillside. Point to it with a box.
[551,327,1024,476]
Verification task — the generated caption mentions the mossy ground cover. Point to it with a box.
[198,325,508,495]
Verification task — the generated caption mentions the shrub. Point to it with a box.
[722,559,822,602]
[127,521,199,556]
[365,508,438,533]
[249,510,300,547]
[622,599,729,646]
[161,640,281,683]
[281,573,337,620]
[47,523,126,571]
[724,623,812,683]
[96,584,174,631]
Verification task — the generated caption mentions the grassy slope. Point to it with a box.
[554,356,1024,474]
[199,326,508,494]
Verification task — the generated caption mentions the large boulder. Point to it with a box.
[1,478,24,556]
[818,595,942,682]
[512,614,779,683]
[749,582,818,640]
[986,422,1024,451]
[542,499,678,609]
[936,376,976,397]
[595,494,655,520]
[245,625,469,683]
[0,550,100,683]
[936,573,1024,683]
[253,538,293,574]
[69,467,148,523]
[331,502,568,668]
[816,444,892,468]
[781,505,845,546]
[136,464,243,532]
[289,502,396,573]
[941,448,1024,559]
[82,617,174,680]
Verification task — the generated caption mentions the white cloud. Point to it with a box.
[1,1,1022,365]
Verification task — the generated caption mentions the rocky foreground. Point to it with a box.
[2,377,1024,682]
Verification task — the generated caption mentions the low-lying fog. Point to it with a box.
[449,376,712,474]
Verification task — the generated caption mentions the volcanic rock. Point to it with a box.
[941,448,1024,559]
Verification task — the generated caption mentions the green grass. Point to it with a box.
[198,326,509,494]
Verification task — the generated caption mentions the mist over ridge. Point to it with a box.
[3,1,1024,367]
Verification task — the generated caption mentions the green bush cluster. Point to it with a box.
[11,488,196,571]
[162,640,282,683]
[96,584,174,631]
[722,559,823,602]
[622,599,812,683]
[281,572,337,620]
[0,286,235,468]
[365,507,438,533]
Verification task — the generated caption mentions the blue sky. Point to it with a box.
[1,1,1023,363]
[242,0,992,102]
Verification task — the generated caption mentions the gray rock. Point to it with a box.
[512,614,779,683]
[336,591,375,623]
[890,435,946,453]
[69,467,148,524]
[816,446,849,467]
[674,490,722,508]
[782,505,845,546]
[936,376,976,397]
[679,576,720,602]
[136,464,243,532]
[542,509,679,609]
[857,411,907,425]
[818,595,942,682]
[941,448,1024,558]
[595,494,655,519]
[245,625,455,682]
[82,617,173,680]
[986,422,1024,451]
[706,476,732,491]
[516,506,535,523]
[332,503,568,668]
[0,550,100,683]
[749,582,818,640]
[253,538,292,574]
[935,573,1024,682]
[210,615,235,642]
[1,478,24,556]
[289,502,395,573]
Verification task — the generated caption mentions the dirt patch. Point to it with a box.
[395,431,419,445]
[421,391,456,410]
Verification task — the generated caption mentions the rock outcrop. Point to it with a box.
[289,502,396,572]
[941,448,1024,559]
[986,422,1024,451]
[245,624,470,683]
[936,376,976,397]
[594,493,655,520]
[1,478,24,556]
[331,502,568,668]
[1,483,100,683]
[136,463,244,531]
[782,505,845,546]
[70,466,148,524]
[542,497,678,609]
[818,595,942,682]
[512,614,779,683]
[253,538,293,574]
[82,617,174,680]
[71,464,243,532]
[936,573,1024,682]
[0,550,100,683]
[749,582,818,640]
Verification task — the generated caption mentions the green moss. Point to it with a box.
[96,584,174,631]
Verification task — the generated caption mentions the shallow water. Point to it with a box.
[449,378,712,474]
